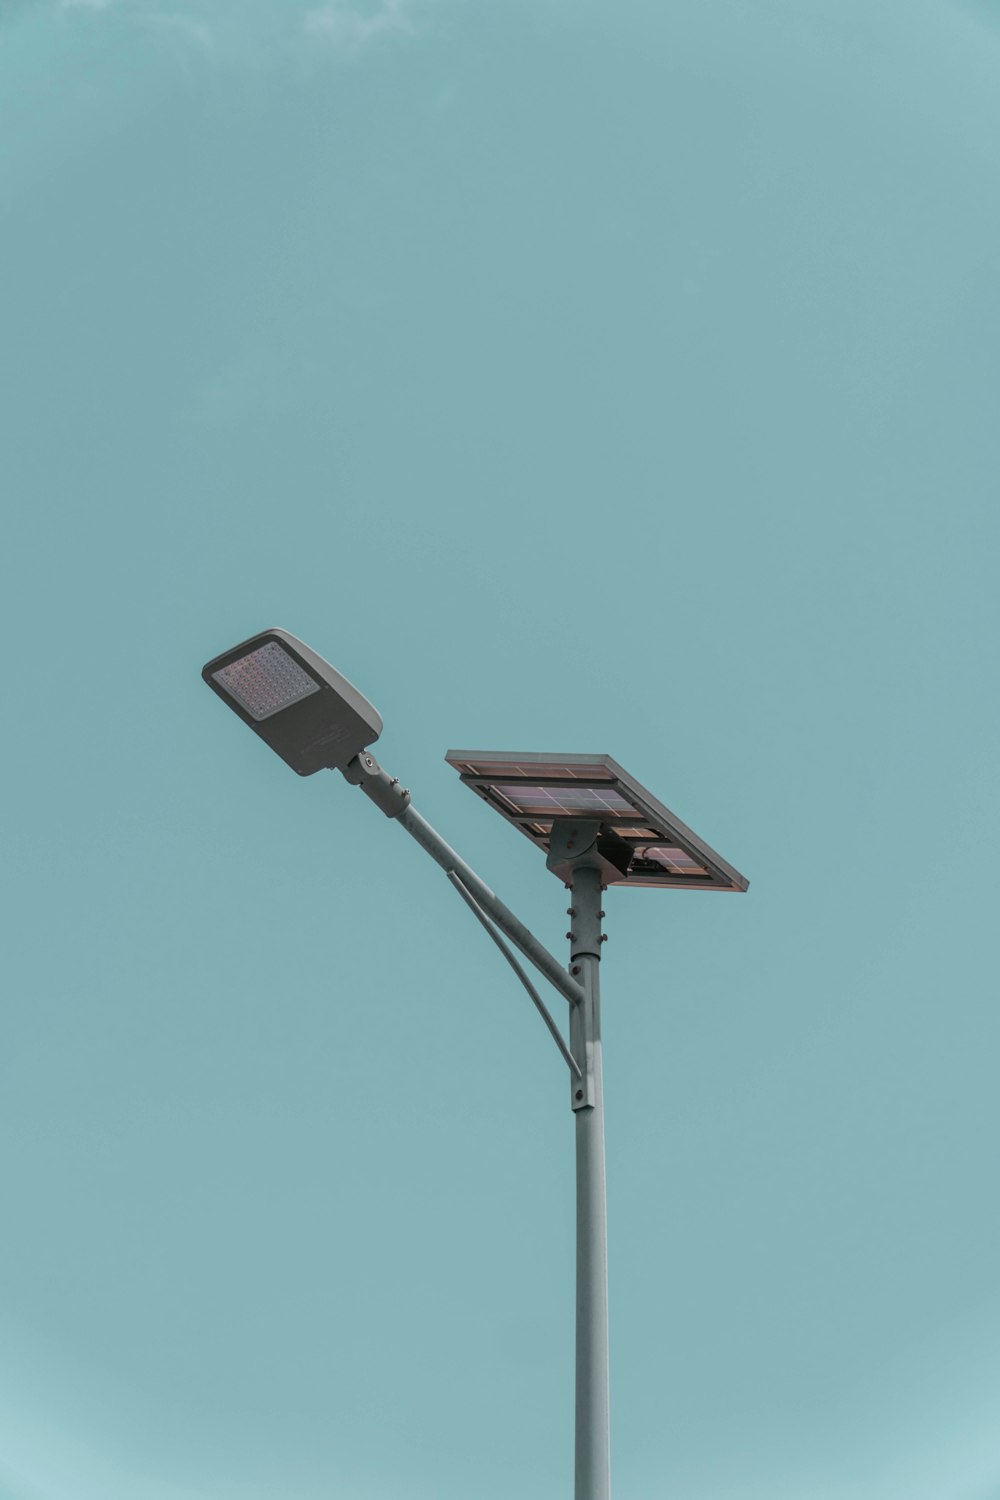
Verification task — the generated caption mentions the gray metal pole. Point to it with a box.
[569,864,610,1500]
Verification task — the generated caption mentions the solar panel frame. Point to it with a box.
[444,750,748,891]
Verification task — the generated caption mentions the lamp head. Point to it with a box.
[202,628,382,776]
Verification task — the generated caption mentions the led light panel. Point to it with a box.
[213,641,321,721]
[445,750,748,891]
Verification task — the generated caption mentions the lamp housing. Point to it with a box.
[202,628,382,776]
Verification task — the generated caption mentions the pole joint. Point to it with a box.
[342,752,411,818]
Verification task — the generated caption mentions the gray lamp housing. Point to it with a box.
[202,628,382,775]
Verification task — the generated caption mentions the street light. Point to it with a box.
[202,628,382,776]
[202,628,749,1500]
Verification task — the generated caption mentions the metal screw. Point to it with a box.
[599,935,609,944]
[390,776,399,786]
[571,964,581,975]
[575,1089,584,1102]
[566,932,575,941]
[598,910,606,918]
[566,907,576,916]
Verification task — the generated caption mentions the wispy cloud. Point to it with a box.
[60,0,217,65]
[57,0,427,60]
[140,9,213,47]
[303,0,416,50]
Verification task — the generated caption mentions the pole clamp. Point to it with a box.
[342,752,412,818]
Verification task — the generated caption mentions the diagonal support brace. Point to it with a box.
[393,801,585,1009]
[446,871,581,1080]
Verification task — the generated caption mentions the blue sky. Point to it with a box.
[2,1,1000,1496]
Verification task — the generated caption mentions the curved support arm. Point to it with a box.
[446,871,582,1080]
[396,803,586,1008]
[342,754,585,1009]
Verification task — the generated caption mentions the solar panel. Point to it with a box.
[444,751,748,891]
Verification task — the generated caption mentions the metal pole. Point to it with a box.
[569,864,610,1500]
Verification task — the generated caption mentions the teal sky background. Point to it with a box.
[2,1,1000,1496]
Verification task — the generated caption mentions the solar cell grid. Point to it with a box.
[642,846,709,876]
[493,783,637,816]
[454,759,615,781]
